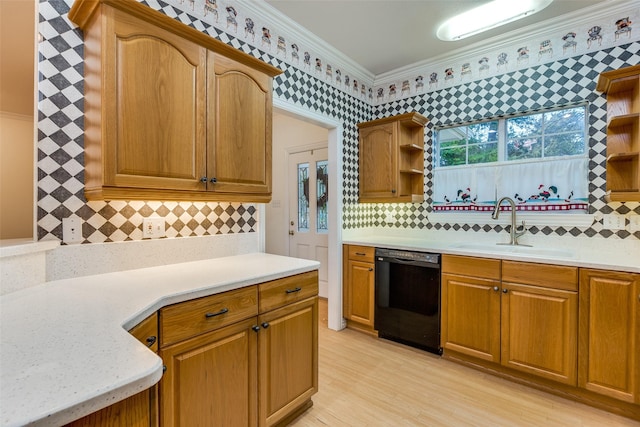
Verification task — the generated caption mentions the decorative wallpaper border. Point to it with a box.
[373,3,640,104]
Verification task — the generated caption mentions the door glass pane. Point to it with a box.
[316,160,328,233]
[298,163,309,232]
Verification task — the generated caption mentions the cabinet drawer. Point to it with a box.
[259,271,319,313]
[348,245,375,263]
[502,261,577,291]
[442,255,501,280]
[160,286,258,347]
[129,313,158,353]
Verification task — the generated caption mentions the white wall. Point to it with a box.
[265,112,328,256]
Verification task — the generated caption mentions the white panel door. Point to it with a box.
[289,149,329,297]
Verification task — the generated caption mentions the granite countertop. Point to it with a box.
[0,253,319,427]
[343,229,640,273]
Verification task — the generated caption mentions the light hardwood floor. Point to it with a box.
[290,299,640,426]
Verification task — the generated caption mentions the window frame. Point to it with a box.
[434,104,589,169]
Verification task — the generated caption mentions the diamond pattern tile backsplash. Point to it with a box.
[37,0,639,243]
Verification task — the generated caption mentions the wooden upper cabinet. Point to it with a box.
[208,53,272,195]
[104,8,207,193]
[69,0,281,202]
[358,123,397,200]
[358,112,428,203]
[597,64,640,202]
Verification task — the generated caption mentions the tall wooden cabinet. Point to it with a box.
[342,245,376,333]
[358,112,428,203]
[597,64,640,201]
[579,269,639,404]
[69,0,280,202]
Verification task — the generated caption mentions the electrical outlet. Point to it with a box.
[143,217,165,239]
[628,215,640,232]
[602,213,625,230]
[62,215,83,244]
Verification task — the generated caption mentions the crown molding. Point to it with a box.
[239,0,375,86]
[375,0,638,86]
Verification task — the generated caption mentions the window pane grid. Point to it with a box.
[437,106,586,168]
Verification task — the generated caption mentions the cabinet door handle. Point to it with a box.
[252,325,260,332]
[205,307,229,318]
[285,287,302,294]
[261,322,270,329]
[493,286,499,292]
[368,268,373,271]
[210,177,217,183]
[200,177,208,183]
[145,336,157,347]
[502,288,508,294]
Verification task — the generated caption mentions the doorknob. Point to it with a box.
[289,230,295,235]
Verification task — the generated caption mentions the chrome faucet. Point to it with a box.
[491,196,529,246]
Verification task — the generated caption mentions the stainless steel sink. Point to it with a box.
[452,243,575,259]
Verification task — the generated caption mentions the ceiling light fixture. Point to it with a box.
[436,0,554,41]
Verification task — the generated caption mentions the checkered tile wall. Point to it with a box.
[37,0,638,244]
[349,43,640,240]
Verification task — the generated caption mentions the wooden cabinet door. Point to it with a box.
[441,273,501,362]
[208,52,272,194]
[102,8,207,192]
[345,260,375,328]
[501,283,578,385]
[579,269,639,403]
[258,297,318,427]
[358,123,397,200]
[159,318,258,427]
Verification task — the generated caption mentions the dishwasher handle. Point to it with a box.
[376,256,440,269]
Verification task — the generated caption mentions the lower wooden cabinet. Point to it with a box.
[501,282,578,385]
[343,245,376,332]
[160,318,258,426]
[159,271,318,427]
[579,269,639,403]
[441,272,501,363]
[259,297,318,426]
[442,256,578,385]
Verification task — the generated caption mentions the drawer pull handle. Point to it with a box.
[355,252,367,256]
[205,308,229,318]
[252,325,260,332]
[261,322,270,329]
[146,336,157,347]
[285,287,302,294]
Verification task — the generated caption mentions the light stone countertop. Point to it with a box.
[342,228,640,273]
[0,253,319,427]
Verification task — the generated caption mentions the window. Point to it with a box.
[432,105,589,214]
[435,105,587,167]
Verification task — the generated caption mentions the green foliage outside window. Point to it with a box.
[435,106,586,167]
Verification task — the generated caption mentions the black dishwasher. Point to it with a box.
[374,248,442,355]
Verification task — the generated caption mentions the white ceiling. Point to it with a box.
[264,0,609,76]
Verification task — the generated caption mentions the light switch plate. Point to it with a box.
[602,214,625,230]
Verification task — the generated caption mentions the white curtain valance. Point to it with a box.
[433,158,588,212]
